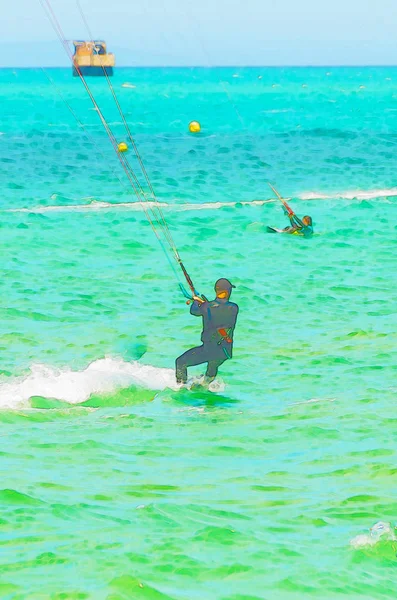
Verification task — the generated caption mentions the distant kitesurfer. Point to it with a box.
[282,211,313,237]
[175,278,239,385]
[267,183,314,237]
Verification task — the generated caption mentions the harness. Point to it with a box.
[216,328,233,359]
[217,328,233,344]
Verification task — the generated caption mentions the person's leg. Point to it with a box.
[205,358,227,382]
[175,345,207,383]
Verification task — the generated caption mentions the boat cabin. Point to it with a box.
[72,40,115,76]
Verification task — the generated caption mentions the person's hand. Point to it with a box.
[192,295,205,304]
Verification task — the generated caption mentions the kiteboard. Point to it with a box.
[266,226,285,233]
[267,226,302,236]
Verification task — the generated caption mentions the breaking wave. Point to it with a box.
[0,358,179,410]
[299,188,397,201]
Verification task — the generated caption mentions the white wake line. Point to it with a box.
[3,188,397,214]
[5,199,275,214]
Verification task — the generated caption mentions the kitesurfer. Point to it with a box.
[283,212,313,237]
[266,183,313,237]
[175,278,239,385]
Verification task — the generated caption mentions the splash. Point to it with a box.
[183,374,225,393]
[0,358,180,410]
[350,521,397,548]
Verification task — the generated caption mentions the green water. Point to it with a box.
[1,67,397,598]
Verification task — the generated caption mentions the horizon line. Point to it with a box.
[2,64,397,69]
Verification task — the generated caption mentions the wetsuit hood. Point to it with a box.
[215,278,236,301]
[215,278,236,292]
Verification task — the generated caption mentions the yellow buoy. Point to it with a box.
[118,142,128,152]
[188,121,201,134]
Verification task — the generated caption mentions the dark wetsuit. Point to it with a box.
[176,297,239,383]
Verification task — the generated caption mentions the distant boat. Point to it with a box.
[72,40,115,76]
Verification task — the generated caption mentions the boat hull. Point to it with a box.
[73,66,114,77]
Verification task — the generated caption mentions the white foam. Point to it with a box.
[350,521,396,548]
[289,397,336,407]
[4,188,397,216]
[6,200,169,214]
[300,188,397,201]
[183,374,225,393]
[0,358,179,410]
[5,199,274,214]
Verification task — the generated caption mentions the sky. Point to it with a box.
[1,0,396,67]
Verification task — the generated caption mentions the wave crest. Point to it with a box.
[3,188,397,215]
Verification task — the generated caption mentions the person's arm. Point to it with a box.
[190,296,205,316]
[231,304,239,329]
[283,208,295,226]
[291,214,304,228]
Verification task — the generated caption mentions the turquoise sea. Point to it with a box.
[1,66,397,599]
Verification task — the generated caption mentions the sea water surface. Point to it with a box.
[1,66,397,599]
